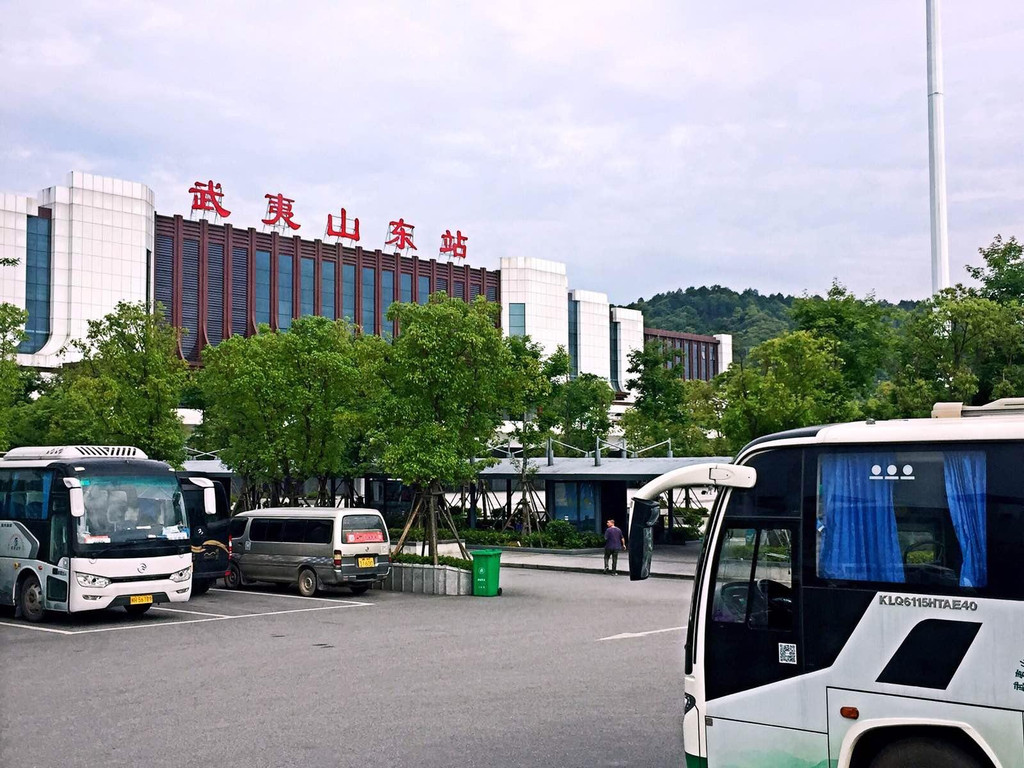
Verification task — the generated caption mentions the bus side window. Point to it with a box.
[50,493,69,562]
[725,450,803,519]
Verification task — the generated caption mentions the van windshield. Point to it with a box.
[342,514,386,544]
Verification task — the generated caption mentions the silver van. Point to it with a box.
[223,508,390,596]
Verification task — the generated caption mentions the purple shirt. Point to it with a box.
[604,525,624,550]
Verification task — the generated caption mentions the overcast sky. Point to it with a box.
[2,1,1022,303]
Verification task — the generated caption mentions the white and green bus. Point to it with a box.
[0,446,215,622]
[629,399,1024,768]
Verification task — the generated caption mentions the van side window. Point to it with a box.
[281,519,307,543]
[229,517,248,538]
[305,520,333,544]
[264,520,283,542]
[249,519,269,541]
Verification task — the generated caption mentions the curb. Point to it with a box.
[499,561,694,581]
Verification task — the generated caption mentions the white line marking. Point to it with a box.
[597,626,685,642]
[0,619,75,635]
[209,588,364,604]
[62,601,372,635]
[150,606,230,618]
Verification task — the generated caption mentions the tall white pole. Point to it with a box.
[927,0,950,293]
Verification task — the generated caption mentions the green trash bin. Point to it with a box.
[471,549,502,596]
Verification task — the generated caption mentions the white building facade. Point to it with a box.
[1,172,154,369]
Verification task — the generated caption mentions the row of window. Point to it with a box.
[20,216,51,354]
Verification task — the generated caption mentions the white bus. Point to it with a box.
[0,445,216,622]
[628,399,1024,768]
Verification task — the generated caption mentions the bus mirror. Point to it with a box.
[628,498,660,581]
[189,477,217,516]
[63,477,85,518]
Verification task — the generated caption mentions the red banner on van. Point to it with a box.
[346,531,385,544]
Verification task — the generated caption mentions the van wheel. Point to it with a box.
[224,562,241,589]
[349,584,370,596]
[869,737,983,768]
[298,568,319,597]
[124,604,151,617]
[19,575,45,623]
[192,578,212,596]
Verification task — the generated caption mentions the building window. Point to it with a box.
[454,280,465,300]
[155,234,173,318]
[361,266,376,332]
[255,250,271,327]
[278,255,293,330]
[400,273,412,303]
[568,297,580,378]
[181,238,200,360]
[231,246,248,336]
[322,260,336,320]
[609,321,621,391]
[418,275,430,304]
[381,269,394,331]
[436,277,448,295]
[470,284,481,300]
[207,243,225,346]
[300,257,315,317]
[19,215,51,354]
[342,264,355,322]
[553,482,600,533]
[486,285,498,303]
[509,303,526,337]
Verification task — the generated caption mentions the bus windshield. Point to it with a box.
[75,474,188,548]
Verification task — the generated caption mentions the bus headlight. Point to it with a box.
[76,572,111,588]
[169,566,192,583]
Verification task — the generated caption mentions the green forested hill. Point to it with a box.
[627,285,919,355]
[627,286,797,353]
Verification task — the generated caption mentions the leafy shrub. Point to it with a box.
[391,552,472,571]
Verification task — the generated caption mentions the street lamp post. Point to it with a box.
[927,0,951,294]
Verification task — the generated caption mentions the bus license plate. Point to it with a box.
[357,557,375,569]
[129,595,153,605]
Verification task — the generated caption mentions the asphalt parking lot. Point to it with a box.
[0,569,690,768]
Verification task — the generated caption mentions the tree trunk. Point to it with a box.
[428,484,439,566]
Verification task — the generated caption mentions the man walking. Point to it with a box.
[604,519,625,575]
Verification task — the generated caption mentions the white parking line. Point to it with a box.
[150,606,230,618]
[597,626,685,642]
[0,619,75,635]
[209,588,365,604]
[0,599,373,636]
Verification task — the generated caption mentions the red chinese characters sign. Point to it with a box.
[189,180,231,218]
[262,193,300,230]
[386,218,417,251]
[326,208,360,241]
[440,229,468,259]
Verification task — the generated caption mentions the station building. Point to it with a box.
[1,172,732,392]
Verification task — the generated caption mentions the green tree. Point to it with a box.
[619,341,725,457]
[36,302,189,464]
[874,286,1024,412]
[199,316,379,507]
[0,303,28,449]
[791,281,898,396]
[966,235,1024,307]
[717,331,855,450]
[371,294,512,562]
[542,373,614,454]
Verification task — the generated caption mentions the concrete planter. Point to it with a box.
[372,563,472,596]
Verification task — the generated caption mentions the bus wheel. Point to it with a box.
[870,737,983,768]
[349,584,370,596]
[224,562,241,589]
[18,575,45,623]
[124,604,151,617]
[298,568,319,598]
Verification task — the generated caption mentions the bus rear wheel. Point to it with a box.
[869,737,984,768]
[18,575,45,623]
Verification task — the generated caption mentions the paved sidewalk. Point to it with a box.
[496,544,701,579]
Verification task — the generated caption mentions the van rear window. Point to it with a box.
[342,514,386,544]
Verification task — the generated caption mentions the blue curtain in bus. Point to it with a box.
[943,451,987,588]
[819,453,904,582]
[40,471,51,520]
